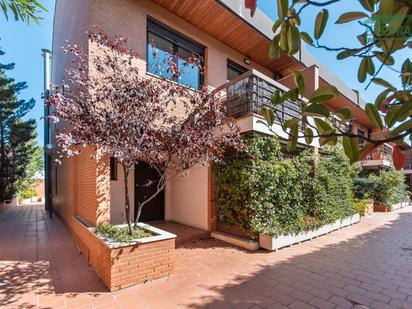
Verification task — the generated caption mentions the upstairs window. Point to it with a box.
[147,19,204,89]
[227,59,247,81]
[358,129,366,146]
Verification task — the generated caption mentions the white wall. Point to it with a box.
[165,165,209,231]
[110,165,135,224]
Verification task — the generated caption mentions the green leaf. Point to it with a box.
[379,0,396,15]
[309,85,339,103]
[279,23,289,51]
[292,69,305,96]
[337,49,358,60]
[336,107,352,121]
[277,0,289,19]
[335,11,368,24]
[357,32,367,45]
[365,57,375,75]
[284,118,299,128]
[287,122,298,152]
[375,88,393,109]
[374,52,395,65]
[302,103,330,117]
[287,25,301,55]
[314,118,334,135]
[386,7,409,35]
[385,109,398,128]
[391,119,412,136]
[271,89,282,105]
[319,135,338,146]
[314,9,329,40]
[300,31,313,45]
[394,100,412,123]
[260,107,275,126]
[283,88,299,102]
[365,103,383,130]
[358,58,368,82]
[401,59,412,86]
[359,0,373,12]
[272,19,282,33]
[269,35,281,60]
[372,78,396,91]
[343,136,360,163]
[304,127,313,144]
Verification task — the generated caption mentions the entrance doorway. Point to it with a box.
[134,161,165,222]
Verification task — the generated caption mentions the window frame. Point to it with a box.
[146,18,205,89]
[110,157,118,181]
[227,59,247,81]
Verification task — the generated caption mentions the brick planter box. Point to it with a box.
[75,218,176,291]
[259,214,361,251]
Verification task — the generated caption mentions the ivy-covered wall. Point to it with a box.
[214,135,356,238]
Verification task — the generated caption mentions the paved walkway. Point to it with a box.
[1,205,412,309]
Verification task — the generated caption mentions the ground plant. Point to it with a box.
[215,135,356,238]
[95,225,153,243]
[368,170,408,207]
[18,188,36,199]
[353,198,368,216]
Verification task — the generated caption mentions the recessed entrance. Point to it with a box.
[134,161,165,222]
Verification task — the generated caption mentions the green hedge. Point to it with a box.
[214,136,356,238]
[368,171,408,207]
[19,188,37,199]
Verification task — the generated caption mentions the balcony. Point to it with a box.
[215,69,304,129]
[404,160,412,174]
[360,144,393,169]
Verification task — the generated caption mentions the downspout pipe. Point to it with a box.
[42,48,52,218]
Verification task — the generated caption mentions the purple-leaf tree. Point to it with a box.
[48,31,243,235]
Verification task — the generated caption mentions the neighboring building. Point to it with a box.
[48,0,389,264]
[31,171,45,202]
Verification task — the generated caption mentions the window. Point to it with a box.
[358,129,366,146]
[147,19,204,89]
[110,157,118,181]
[227,59,247,81]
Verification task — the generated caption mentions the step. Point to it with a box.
[211,231,259,251]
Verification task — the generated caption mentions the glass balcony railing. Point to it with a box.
[214,69,304,129]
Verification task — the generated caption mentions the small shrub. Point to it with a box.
[95,225,153,243]
[353,198,368,216]
[353,177,376,199]
[19,188,37,199]
[368,171,408,207]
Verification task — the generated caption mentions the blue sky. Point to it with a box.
[0,0,406,146]
[0,0,55,146]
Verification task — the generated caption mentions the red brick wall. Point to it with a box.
[110,239,175,290]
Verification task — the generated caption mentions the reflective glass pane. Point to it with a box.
[147,32,174,79]
[177,47,201,89]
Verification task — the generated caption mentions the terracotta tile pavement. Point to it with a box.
[1,204,412,308]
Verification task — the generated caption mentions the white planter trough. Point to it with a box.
[259,214,361,251]
[391,201,409,211]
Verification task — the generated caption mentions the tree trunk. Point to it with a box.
[134,184,165,227]
[122,164,132,235]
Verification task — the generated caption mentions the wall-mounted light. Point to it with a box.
[243,57,251,65]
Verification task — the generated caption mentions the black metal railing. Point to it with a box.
[215,70,304,129]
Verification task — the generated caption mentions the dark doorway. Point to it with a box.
[134,161,165,222]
